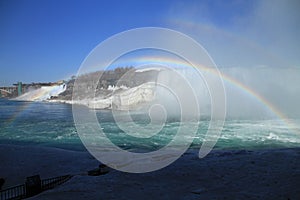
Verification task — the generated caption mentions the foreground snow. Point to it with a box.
[1,144,300,199]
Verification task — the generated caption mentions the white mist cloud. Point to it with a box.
[237,0,300,67]
[165,0,300,68]
[162,0,300,118]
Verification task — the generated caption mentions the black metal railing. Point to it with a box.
[41,175,72,190]
[0,175,72,200]
[0,184,26,200]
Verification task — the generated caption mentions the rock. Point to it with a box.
[191,188,206,194]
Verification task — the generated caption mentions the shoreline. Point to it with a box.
[1,144,300,199]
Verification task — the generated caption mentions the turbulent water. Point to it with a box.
[0,99,300,152]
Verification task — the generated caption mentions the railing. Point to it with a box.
[0,175,72,200]
[0,184,26,200]
[41,175,72,190]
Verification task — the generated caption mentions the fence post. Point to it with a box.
[25,175,41,198]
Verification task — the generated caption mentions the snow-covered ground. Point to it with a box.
[89,82,155,110]
[51,82,156,110]
[1,144,300,199]
[13,81,156,111]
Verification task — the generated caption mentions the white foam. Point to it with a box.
[15,84,66,101]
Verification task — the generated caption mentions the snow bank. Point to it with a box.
[69,82,156,110]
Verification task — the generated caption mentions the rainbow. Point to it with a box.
[5,101,33,125]
[110,55,297,132]
[6,84,66,125]
[7,57,297,133]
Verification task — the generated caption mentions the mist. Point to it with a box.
[151,66,300,120]
[154,0,300,120]
[167,0,300,69]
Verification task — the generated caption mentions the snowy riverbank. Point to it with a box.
[14,82,156,111]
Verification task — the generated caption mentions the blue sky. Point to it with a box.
[0,0,299,85]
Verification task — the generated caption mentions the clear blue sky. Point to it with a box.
[1,0,299,86]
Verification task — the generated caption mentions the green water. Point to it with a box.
[0,99,300,152]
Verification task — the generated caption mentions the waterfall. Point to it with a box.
[15,84,66,101]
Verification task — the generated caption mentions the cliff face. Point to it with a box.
[56,67,160,110]
[86,82,156,110]
[11,67,160,110]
